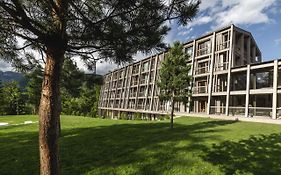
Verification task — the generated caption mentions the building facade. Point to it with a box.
[98,25,281,119]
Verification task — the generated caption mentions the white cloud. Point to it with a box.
[175,0,277,38]
[214,0,277,28]
[0,60,13,72]
[200,0,221,10]
[96,61,117,75]
[274,38,281,46]
[178,27,193,36]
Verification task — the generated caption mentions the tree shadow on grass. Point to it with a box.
[0,119,236,175]
[203,133,281,175]
[60,120,236,175]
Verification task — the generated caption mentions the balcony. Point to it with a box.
[195,66,209,75]
[129,92,137,97]
[116,93,122,98]
[229,106,245,116]
[216,41,230,51]
[140,79,148,85]
[214,62,228,71]
[132,66,140,74]
[197,47,211,56]
[249,107,272,118]
[139,92,146,97]
[131,81,138,86]
[210,106,226,114]
[193,86,208,94]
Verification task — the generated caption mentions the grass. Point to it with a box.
[1,115,281,175]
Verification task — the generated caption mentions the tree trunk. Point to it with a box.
[170,97,175,129]
[39,46,64,175]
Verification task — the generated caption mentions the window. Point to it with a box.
[197,40,211,56]
[142,61,150,72]
[185,46,193,57]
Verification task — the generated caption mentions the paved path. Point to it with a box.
[175,113,281,125]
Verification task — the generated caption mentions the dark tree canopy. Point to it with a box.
[0,0,200,66]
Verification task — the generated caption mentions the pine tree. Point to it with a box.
[0,1,200,173]
[157,41,192,129]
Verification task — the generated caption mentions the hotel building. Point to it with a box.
[98,25,281,119]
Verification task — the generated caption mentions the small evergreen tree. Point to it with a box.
[157,42,192,129]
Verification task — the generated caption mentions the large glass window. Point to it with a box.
[197,40,211,56]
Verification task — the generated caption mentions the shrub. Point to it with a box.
[119,112,128,120]
[134,112,142,120]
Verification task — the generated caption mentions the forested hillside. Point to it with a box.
[0,58,102,116]
[0,71,26,87]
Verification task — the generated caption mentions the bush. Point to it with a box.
[165,114,170,120]
[134,112,142,120]
[119,112,128,120]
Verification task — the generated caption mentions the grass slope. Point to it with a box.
[0,115,281,175]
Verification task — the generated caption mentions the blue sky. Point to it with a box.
[0,0,281,74]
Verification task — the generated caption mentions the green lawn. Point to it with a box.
[1,115,281,175]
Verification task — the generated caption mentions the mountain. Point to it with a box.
[0,71,26,87]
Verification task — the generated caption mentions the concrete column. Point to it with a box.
[107,73,113,108]
[135,62,142,109]
[150,55,159,111]
[252,47,256,62]
[121,67,128,108]
[225,25,234,116]
[272,60,278,119]
[247,37,251,64]
[245,64,251,117]
[207,32,216,114]
[125,66,133,108]
[188,40,196,113]
[240,33,244,65]
[144,57,153,110]
[156,53,165,111]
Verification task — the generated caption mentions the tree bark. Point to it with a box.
[170,97,175,129]
[39,46,64,175]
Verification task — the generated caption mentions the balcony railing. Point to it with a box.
[229,106,245,116]
[129,92,137,97]
[132,69,139,74]
[113,104,120,108]
[140,79,148,85]
[216,41,230,51]
[214,62,228,71]
[214,85,227,92]
[193,86,208,94]
[249,107,272,117]
[210,106,226,114]
[138,92,146,97]
[116,93,123,98]
[131,81,138,86]
[197,47,211,56]
[137,104,144,110]
[195,66,209,75]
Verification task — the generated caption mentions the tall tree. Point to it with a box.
[0,1,200,174]
[157,42,192,129]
